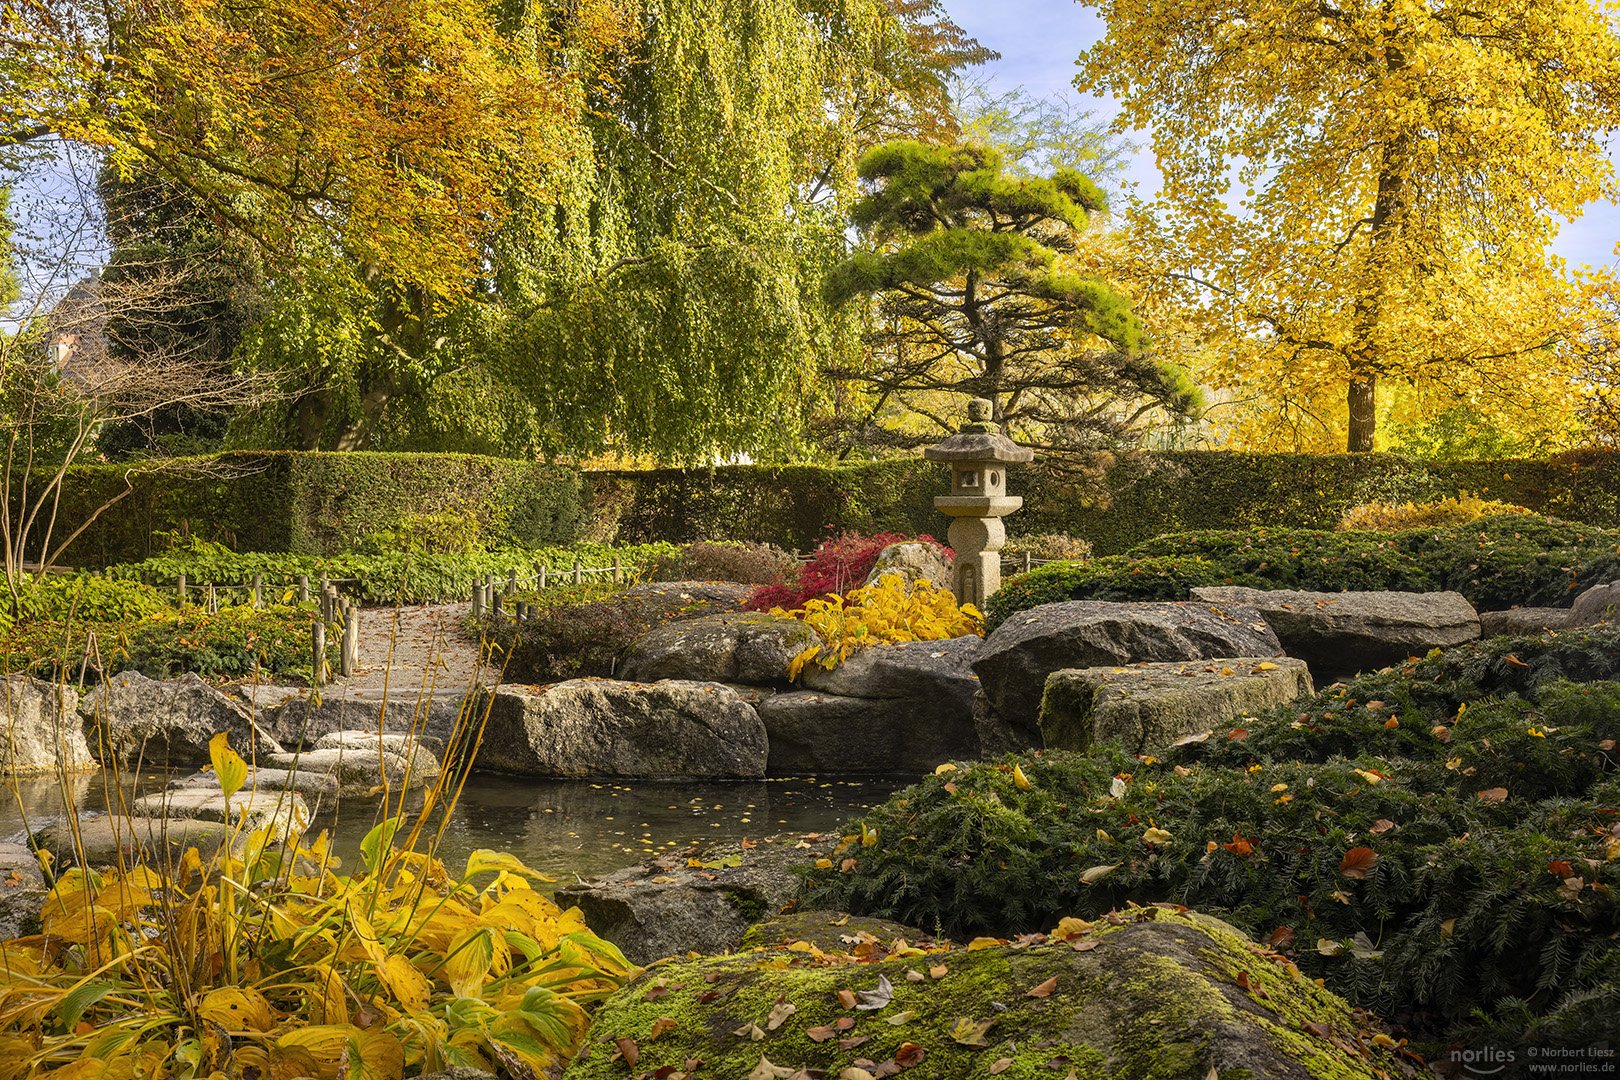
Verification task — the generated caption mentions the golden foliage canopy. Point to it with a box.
[1077,0,1620,451]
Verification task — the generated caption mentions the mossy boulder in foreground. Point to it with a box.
[563,907,1410,1080]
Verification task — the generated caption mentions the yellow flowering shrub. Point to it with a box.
[1336,495,1533,531]
[775,576,983,680]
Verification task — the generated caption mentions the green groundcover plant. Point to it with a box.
[804,627,1620,1048]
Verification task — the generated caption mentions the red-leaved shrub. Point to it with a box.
[747,531,951,611]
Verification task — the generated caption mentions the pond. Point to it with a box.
[2,771,913,882]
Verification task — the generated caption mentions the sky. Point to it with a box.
[944,0,1620,271]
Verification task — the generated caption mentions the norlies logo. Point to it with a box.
[1453,1047,1517,1076]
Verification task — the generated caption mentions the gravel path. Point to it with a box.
[335,602,499,692]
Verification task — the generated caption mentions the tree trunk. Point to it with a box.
[1347,374,1377,453]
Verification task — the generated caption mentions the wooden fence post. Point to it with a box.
[612,558,622,584]
[252,573,264,609]
[206,584,217,613]
[491,590,504,619]
[177,573,187,605]
[312,620,327,687]
[507,569,518,596]
[471,579,485,618]
[1022,552,1032,574]
[340,605,359,677]
[537,565,547,591]
[573,560,583,586]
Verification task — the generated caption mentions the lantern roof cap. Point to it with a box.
[923,398,1034,463]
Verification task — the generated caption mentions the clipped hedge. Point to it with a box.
[593,449,1620,554]
[41,447,1620,565]
[45,452,589,564]
[103,543,679,605]
[986,515,1620,626]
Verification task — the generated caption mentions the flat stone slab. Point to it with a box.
[1039,657,1314,755]
[262,746,432,793]
[33,816,233,867]
[167,766,341,801]
[240,684,470,752]
[973,601,1284,748]
[131,786,309,838]
[475,679,768,779]
[1192,587,1480,678]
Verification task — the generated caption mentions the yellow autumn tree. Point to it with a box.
[2,0,634,298]
[1077,0,1620,452]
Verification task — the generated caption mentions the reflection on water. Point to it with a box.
[4,771,912,882]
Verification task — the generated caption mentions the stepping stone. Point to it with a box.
[131,786,308,838]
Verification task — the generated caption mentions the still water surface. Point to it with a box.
[3,771,911,880]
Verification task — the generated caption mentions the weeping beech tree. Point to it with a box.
[824,141,1201,451]
[463,0,995,462]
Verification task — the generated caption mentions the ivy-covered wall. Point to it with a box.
[43,448,1620,566]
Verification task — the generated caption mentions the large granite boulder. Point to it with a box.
[1039,657,1314,755]
[555,835,834,964]
[863,541,952,590]
[799,635,981,700]
[243,685,467,750]
[973,602,1283,747]
[618,612,818,685]
[83,672,282,766]
[1192,587,1480,678]
[1,677,92,776]
[475,679,768,779]
[561,908,1404,1080]
[756,690,978,774]
[1569,582,1620,626]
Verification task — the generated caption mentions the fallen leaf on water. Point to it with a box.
[855,975,893,1011]
[1339,846,1378,880]
[1026,976,1059,998]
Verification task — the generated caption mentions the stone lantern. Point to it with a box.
[924,398,1034,609]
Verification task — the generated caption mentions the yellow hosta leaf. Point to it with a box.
[378,955,432,1014]
[445,927,500,997]
[210,732,248,802]
[198,986,274,1032]
[343,1028,405,1080]
[465,849,556,884]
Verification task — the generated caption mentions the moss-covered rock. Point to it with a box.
[563,908,1410,1080]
